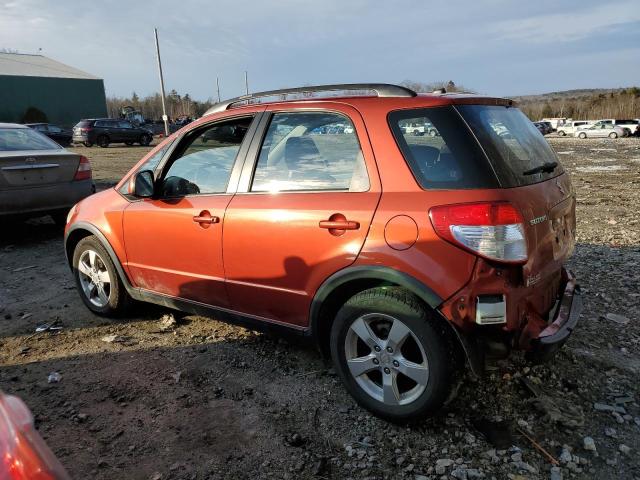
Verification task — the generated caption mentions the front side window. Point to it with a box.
[118,140,174,196]
[0,127,61,151]
[251,111,369,192]
[118,121,132,129]
[159,117,252,197]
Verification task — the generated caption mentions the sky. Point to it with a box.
[1,0,639,101]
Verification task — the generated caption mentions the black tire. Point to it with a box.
[139,134,152,146]
[578,132,587,139]
[330,287,457,422]
[557,130,565,137]
[97,135,110,148]
[72,236,132,316]
[125,141,134,146]
[83,141,93,147]
[413,129,420,136]
[609,132,618,139]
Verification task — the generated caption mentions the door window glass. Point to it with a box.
[251,112,369,192]
[160,117,252,197]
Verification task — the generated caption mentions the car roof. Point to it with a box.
[0,123,29,129]
[201,83,514,119]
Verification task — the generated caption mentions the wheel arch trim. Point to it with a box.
[309,265,484,376]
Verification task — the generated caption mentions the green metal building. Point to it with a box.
[0,53,107,127]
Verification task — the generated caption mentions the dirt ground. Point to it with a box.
[0,137,639,480]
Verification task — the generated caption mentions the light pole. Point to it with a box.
[154,28,169,137]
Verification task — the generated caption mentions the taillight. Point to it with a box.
[429,202,527,263]
[80,127,92,133]
[73,156,92,181]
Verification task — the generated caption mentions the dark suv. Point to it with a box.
[64,84,581,422]
[72,119,153,148]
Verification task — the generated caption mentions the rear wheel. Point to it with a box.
[83,141,93,147]
[97,135,110,148]
[72,236,131,316]
[330,287,457,422]
[413,129,420,136]
[139,134,152,146]
[578,132,587,139]
[125,141,134,146]
[557,130,565,136]
[428,129,437,137]
[609,132,618,139]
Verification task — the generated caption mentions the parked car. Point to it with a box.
[556,120,590,136]
[590,119,639,137]
[0,123,94,224]
[72,119,153,148]
[25,123,73,146]
[533,122,546,134]
[64,83,580,422]
[575,124,625,139]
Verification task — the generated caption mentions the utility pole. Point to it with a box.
[244,71,249,95]
[154,28,169,137]
[216,77,221,102]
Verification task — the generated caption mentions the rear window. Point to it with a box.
[388,106,499,189]
[75,120,92,128]
[457,105,564,187]
[0,128,61,151]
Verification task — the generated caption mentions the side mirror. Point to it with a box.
[128,170,155,198]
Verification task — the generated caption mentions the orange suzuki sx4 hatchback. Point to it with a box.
[65,84,580,422]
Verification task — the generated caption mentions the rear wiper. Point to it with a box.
[523,161,558,176]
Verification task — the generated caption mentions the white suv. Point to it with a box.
[557,121,590,136]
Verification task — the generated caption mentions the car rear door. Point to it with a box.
[122,113,262,307]
[222,104,381,327]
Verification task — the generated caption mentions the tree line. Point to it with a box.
[106,84,640,123]
[106,90,215,122]
[515,88,640,121]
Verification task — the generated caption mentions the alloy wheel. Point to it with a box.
[344,313,429,406]
[77,249,111,307]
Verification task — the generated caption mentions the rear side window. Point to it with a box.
[388,107,498,189]
[457,105,564,187]
[251,111,369,192]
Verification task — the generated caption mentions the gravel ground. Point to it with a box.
[0,137,639,480]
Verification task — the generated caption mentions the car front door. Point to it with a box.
[222,105,381,327]
[122,114,260,307]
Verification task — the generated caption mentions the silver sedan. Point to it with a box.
[0,123,94,224]
[575,124,626,139]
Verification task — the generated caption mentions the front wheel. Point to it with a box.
[609,132,618,139]
[557,130,566,136]
[83,141,93,147]
[72,236,131,316]
[139,134,152,146]
[330,287,457,422]
[578,132,587,139]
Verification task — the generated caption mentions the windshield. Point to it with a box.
[0,127,62,151]
[457,105,564,187]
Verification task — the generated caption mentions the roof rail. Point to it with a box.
[203,83,417,116]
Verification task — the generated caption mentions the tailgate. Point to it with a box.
[511,173,576,286]
[0,150,81,188]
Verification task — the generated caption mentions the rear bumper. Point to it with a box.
[526,269,581,361]
[536,270,581,345]
[0,180,94,216]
